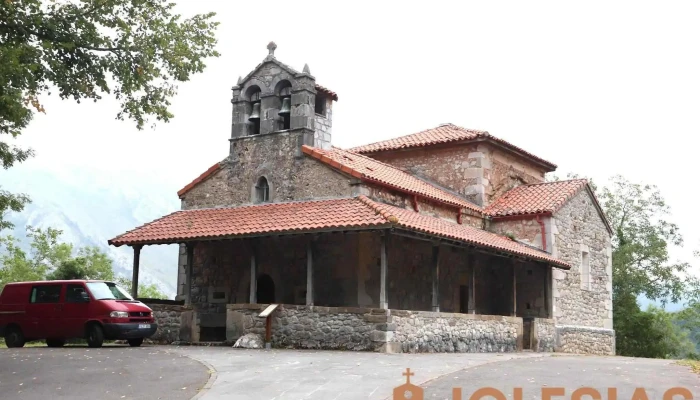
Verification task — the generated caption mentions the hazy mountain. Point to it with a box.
[1,163,181,298]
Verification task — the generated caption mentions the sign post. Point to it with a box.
[258,304,279,350]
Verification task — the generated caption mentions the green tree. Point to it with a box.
[116,277,167,300]
[0,0,220,229]
[47,246,115,281]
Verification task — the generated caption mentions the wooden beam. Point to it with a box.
[131,245,142,299]
[432,244,440,312]
[249,240,257,304]
[185,243,195,306]
[544,265,552,318]
[379,231,389,309]
[306,239,314,306]
[468,253,475,314]
[512,262,517,317]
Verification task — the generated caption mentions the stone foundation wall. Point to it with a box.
[226,304,391,351]
[555,325,615,355]
[391,310,522,353]
[533,318,555,352]
[144,302,191,344]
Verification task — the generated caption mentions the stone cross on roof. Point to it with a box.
[267,41,277,56]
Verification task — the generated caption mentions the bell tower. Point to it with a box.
[229,42,337,153]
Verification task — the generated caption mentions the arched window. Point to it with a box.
[255,177,270,203]
[276,80,292,130]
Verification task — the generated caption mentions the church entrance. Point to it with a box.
[256,274,275,303]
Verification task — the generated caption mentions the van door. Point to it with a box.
[62,283,92,339]
[25,284,63,340]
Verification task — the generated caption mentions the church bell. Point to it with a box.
[249,103,261,120]
[278,97,291,116]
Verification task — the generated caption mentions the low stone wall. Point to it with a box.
[226,304,391,351]
[533,318,555,352]
[391,311,522,353]
[143,302,191,344]
[555,325,615,355]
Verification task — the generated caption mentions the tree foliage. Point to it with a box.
[0,225,167,299]
[0,0,220,228]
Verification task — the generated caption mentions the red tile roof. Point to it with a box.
[177,162,222,198]
[349,123,557,171]
[315,84,338,101]
[485,179,589,217]
[107,196,568,269]
[302,145,482,214]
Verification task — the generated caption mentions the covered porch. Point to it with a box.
[108,196,569,352]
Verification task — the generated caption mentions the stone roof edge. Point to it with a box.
[176,160,225,199]
[237,56,305,88]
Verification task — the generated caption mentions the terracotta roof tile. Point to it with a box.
[315,84,338,101]
[108,197,568,269]
[108,198,390,247]
[349,123,557,170]
[485,179,589,217]
[302,145,482,214]
[177,162,222,198]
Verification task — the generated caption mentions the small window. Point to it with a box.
[30,285,62,304]
[66,284,89,303]
[581,251,591,290]
[315,94,326,116]
[255,177,270,203]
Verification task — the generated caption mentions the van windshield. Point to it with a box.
[85,282,133,301]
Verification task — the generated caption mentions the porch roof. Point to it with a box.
[107,196,570,269]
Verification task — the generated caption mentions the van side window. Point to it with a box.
[66,284,89,303]
[29,285,62,303]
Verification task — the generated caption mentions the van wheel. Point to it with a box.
[86,324,104,348]
[4,326,25,348]
[46,338,66,348]
[127,338,144,347]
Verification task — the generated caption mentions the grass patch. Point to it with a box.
[677,360,700,374]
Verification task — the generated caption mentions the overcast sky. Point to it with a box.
[9,1,699,273]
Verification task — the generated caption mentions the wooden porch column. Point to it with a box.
[379,232,389,309]
[512,263,517,317]
[131,245,142,299]
[468,254,475,314]
[185,242,195,306]
[249,241,257,304]
[431,244,440,312]
[306,239,314,306]
[544,265,552,318]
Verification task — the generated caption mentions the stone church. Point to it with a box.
[109,42,615,354]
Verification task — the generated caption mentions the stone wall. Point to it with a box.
[226,304,390,351]
[533,318,555,352]
[367,142,547,207]
[180,131,354,210]
[143,302,191,344]
[391,310,522,353]
[489,217,545,250]
[551,189,613,329]
[314,98,332,150]
[555,325,615,355]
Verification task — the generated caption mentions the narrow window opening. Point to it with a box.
[581,251,591,290]
[315,94,326,116]
[248,87,261,135]
[255,177,270,203]
[277,82,292,130]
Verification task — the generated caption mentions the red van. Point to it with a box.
[0,280,157,348]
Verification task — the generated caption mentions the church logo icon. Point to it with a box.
[393,368,423,400]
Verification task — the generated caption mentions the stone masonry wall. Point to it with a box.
[144,303,190,344]
[556,325,615,355]
[489,217,545,250]
[368,142,547,207]
[391,311,522,353]
[533,318,555,352]
[226,304,390,351]
[180,131,354,210]
[314,99,332,150]
[551,189,613,329]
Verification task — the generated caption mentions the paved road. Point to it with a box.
[0,345,211,400]
[168,347,546,399]
[422,355,700,400]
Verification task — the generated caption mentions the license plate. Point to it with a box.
[138,324,150,329]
